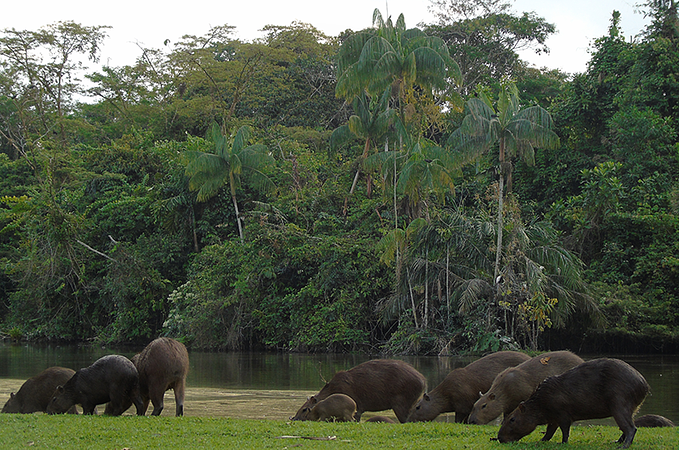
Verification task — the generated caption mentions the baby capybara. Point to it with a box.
[46,354,144,416]
[2,367,77,414]
[634,414,675,427]
[497,358,650,449]
[291,359,425,423]
[468,351,583,424]
[294,393,356,422]
[132,337,189,416]
[366,415,397,423]
[407,351,530,423]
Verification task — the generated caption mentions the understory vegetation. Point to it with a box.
[0,0,678,354]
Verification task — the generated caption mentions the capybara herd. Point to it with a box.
[3,337,188,417]
[3,345,674,447]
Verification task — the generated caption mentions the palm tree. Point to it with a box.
[183,123,275,243]
[330,87,395,212]
[448,82,560,281]
[336,8,461,121]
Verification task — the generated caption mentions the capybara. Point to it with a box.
[468,351,584,424]
[291,359,426,423]
[634,414,675,427]
[407,351,530,423]
[130,337,189,416]
[2,367,77,414]
[497,358,650,449]
[366,415,397,423]
[294,393,357,422]
[46,354,144,416]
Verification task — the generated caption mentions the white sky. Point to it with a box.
[2,0,649,75]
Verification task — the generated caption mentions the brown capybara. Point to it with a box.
[291,359,425,423]
[407,351,530,423]
[294,393,357,422]
[46,355,144,416]
[634,414,675,427]
[468,351,584,424]
[2,367,78,414]
[130,337,189,416]
[497,358,650,449]
[366,415,397,423]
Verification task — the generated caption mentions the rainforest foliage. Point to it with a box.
[0,1,678,354]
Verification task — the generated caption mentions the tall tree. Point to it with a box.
[448,83,559,281]
[335,8,461,120]
[183,123,275,243]
[0,21,110,150]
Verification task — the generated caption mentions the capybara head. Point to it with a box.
[497,403,538,443]
[1,393,20,413]
[46,385,76,415]
[290,396,319,421]
[469,391,501,424]
[407,393,439,422]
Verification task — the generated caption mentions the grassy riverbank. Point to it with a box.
[0,414,676,449]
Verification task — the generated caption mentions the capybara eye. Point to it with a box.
[482,404,486,409]
[416,405,420,410]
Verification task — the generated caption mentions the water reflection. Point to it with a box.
[0,343,677,423]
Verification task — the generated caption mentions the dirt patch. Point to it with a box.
[1,379,404,421]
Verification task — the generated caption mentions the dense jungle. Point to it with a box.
[0,0,678,355]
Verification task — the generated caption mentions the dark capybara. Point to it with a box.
[634,414,675,427]
[468,351,584,424]
[131,337,189,416]
[407,351,530,423]
[366,415,397,423]
[497,358,650,449]
[2,367,78,414]
[46,354,144,416]
[294,393,357,422]
[291,359,426,423]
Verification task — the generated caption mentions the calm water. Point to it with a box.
[1,343,677,424]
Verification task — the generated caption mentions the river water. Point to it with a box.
[0,344,677,424]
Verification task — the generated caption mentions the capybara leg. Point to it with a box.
[83,403,96,415]
[174,381,185,417]
[392,404,409,423]
[149,385,165,416]
[542,423,558,441]
[559,422,571,443]
[133,393,145,416]
[612,413,637,449]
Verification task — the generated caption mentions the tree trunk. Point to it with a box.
[230,174,244,244]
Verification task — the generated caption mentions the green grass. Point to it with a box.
[0,415,676,449]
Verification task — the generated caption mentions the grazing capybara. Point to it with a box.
[468,351,584,424]
[366,415,397,423]
[131,337,189,416]
[497,358,650,449]
[2,367,77,414]
[294,393,357,422]
[634,414,675,427]
[291,359,425,423]
[46,354,144,416]
[407,351,530,423]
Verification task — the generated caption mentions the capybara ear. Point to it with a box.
[9,392,15,398]
[423,393,430,401]
[518,403,526,413]
[478,391,483,398]
[309,396,318,405]
[57,386,64,393]
[489,393,496,400]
